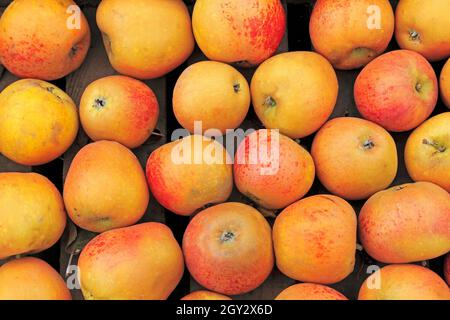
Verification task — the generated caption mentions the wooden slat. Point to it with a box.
[59,6,168,300]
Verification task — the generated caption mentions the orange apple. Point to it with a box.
[234,129,315,210]
[395,0,450,62]
[78,222,184,300]
[405,112,450,192]
[440,58,450,108]
[354,50,438,132]
[359,264,450,300]
[311,117,398,200]
[0,0,90,80]
[275,283,348,300]
[192,0,286,67]
[273,195,357,284]
[359,182,450,263]
[181,291,231,301]
[80,75,159,149]
[183,202,273,295]
[310,0,394,70]
[251,51,338,138]
[97,0,194,79]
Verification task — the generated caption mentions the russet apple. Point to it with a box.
[192,0,286,67]
[97,0,194,79]
[181,291,231,301]
[0,173,66,260]
[359,182,450,263]
[311,117,398,200]
[0,257,71,300]
[64,140,149,233]
[395,0,450,62]
[275,283,348,300]
[273,195,357,284]
[405,112,450,192]
[80,75,159,149]
[359,264,450,300]
[183,202,273,295]
[173,61,250,135]
[310,0,394,70]
[251,51,338,138]
[234,129,315,210]
[146,135,233,216]
[440,58,450,108]
[354,50,438,132]
[0,79,78,166]
[78,222,184,300]
[0,0,90,80]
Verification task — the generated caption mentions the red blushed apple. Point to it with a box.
[354,50,438,132]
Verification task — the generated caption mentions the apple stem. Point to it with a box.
[422,139,446,153]
[264,96,277,108]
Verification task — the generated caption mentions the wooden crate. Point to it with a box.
[0,0,448,300]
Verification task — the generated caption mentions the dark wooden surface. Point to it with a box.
[0,0,448,300]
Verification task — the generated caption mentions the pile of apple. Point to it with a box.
[0,0,449,300]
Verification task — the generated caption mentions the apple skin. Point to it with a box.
[78,222,184,300]
[354,50,438,132]
[0,0,90,80]
[97,0,194,79]
[251,51,338,138]
[173,61,250,135]
[440,58,450,108]
[310,0,394,70]
[275,283,348,300]
[80,75,159,149]
[395,0,450,62]
[311,117,398,201]
[182,202,273,296]
[181,291,231,301]
[234,129,315,210]
[359,182,450,264]
[0,257,72,300]
[405,112,450,192]
[358,264,450,300]
[192,0,286,67]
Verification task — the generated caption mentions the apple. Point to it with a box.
[251,51,338,138]
[354,50,438,132]
[192,0,286,67]
[359,182,450,263]
[395,0,450,62]
[0,0,90,80]
[183,202,273,295]
[146,135,233,216]
[311,117,398,200]
[0,79,78,166]
[78,222,184,300]
[273,195,357,284]
[0,173,66,260]
[234,129,315,210]
[359,264,450,300]
[181,291,231,301]
[97,0,194,79]
[440,58,450,108]
[405,112,450,192]
[173,61,250,135]
[0,257,71,300]
[275,283,348,300]
[64,140,149,233]
[80,75,159,149]
[310,0,394,70]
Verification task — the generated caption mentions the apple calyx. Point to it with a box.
[263,96,277,108]
[220,231,235,242]
[415,82,423,93]
[233,82,241,93]
[422,138,446,153]
[93,97,107,110]
[409,29,420,42]
[362,139,375,150]
[69,45,79,58]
